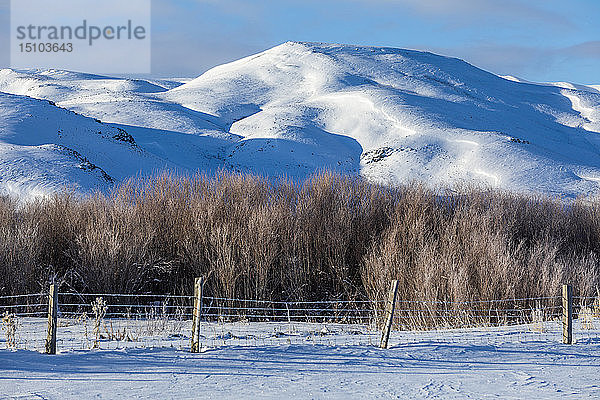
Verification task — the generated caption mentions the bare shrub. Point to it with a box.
[1,312,18,349]
[361,186,600,325]
[91,297,107,347]
[1,172,600,322]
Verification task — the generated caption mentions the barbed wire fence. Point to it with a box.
[387,296,565,347]
[0,293,47,351]
[0,281,596,353]
[197,295,384,348]
[571,294,600,344]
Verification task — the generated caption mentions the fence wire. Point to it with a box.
[1,291,599,352]
[388,296,567,346]
[0,293,48,351]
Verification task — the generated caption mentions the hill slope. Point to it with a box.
[163,42,600,196]
[1,42,600,197]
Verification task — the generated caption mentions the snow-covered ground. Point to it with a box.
[2,319,600,399]
[1,42,600,198]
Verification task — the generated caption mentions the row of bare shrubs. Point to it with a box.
[1,171,600,307]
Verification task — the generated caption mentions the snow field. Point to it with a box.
[2,319,600,399]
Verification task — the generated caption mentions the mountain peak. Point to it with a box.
[1,42,600,198]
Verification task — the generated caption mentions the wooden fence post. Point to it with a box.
[562,284,573,344]
[191,277,204,353]
[380,280,399,349]
[45,284,58,354]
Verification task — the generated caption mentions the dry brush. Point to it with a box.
[1,172,599,310]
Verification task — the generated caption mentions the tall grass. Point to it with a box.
[1,171,599,306]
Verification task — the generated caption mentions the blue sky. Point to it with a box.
[1,0,599,83]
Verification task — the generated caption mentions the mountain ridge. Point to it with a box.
[1,42,599,198]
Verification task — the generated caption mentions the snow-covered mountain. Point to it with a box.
[1,42,600,198]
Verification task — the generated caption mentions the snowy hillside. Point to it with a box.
[1,42,600,197]
[0,91,163,196]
